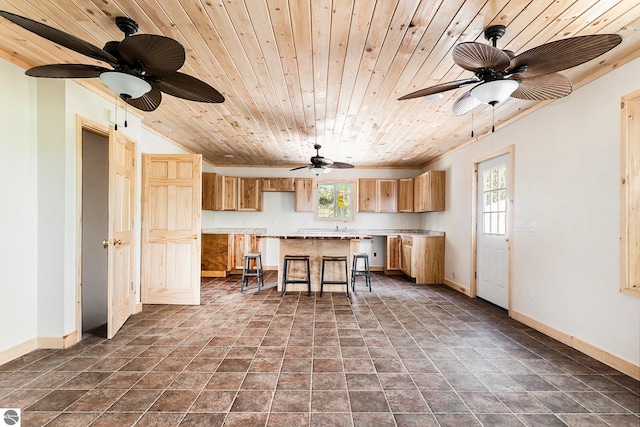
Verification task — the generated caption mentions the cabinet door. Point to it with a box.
[239,177,262,211]
[294,178,315,212]
[201,233,229,276]
[358,179,377,212]
[378,179,398,212]
[413,173,427,212]
[426,170,446,212]
[398,178,413,212]
[401,243,413,277]
[230,234,246,270]
[218,175,238,211]
[386,236,401,271]
[202,173,216,210]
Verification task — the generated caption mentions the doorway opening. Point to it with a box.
[81,128,109,338]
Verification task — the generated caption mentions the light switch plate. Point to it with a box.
[515,221,524,232]
[529,221,537,232]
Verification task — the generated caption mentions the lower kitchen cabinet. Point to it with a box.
[397,234,444,284]
[201,233,259,276]
[385,235,402,273]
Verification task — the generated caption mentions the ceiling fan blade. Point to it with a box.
[152,72,225,103]
[510,73,572,100]
[398,78,478,100]
[314,157,334,166]
[119,34,185,76]
[329,162,354,169]
[26,63,110,78]
[452,91,481,116]
[453,42,511,72]
[509,34,622,78]
[0,10,117,64]
[121,89,162,112]
[290,165,311,171]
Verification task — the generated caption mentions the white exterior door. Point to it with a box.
[141,154,202,305]
[476,153,510,309]
[107,129,136,338]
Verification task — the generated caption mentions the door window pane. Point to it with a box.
[482,165,507,235]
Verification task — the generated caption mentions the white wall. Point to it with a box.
[423,57,640,366]
[0,60,38,354]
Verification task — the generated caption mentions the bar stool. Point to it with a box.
[351,253,371,292]
[282,255,311,296]
[241,252,264,291]
[320,255,349,297]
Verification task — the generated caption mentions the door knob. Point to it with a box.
[102,239,109,248]
[193,234,199,240]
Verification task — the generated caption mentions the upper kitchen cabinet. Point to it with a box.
[294,178,315,212]
[261,177,295,192]
[357,179,398,213]
[238,177,262,211]
[398,178,414,213]
[202,173,238,211]
[414,170,445,212]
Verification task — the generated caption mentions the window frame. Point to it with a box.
[315,180,355,222]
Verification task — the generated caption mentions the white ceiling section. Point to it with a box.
[0,0,638,168]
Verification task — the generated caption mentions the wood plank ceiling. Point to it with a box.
[0,0,639,168]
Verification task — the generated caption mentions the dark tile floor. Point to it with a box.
[1,272,638,426]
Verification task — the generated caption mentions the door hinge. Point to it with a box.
[131,282,134,291]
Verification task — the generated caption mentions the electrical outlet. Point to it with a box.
[373,252,377,257]
[452,272,456,280]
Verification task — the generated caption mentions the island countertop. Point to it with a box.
[261,234,373,240]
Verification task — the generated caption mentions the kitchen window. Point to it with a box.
[316,181,354,220]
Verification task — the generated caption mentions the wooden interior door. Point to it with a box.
[141,154,202,305]
[107,129,136,339]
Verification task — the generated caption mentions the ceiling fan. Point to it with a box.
[398,25,622,116]
[0,10,224,112]
[290,144,355,175]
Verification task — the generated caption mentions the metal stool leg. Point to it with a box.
[281,258,288,296]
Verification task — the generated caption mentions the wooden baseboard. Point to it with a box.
[371,266,384,272]
[201,270,227,277]
[38,330,79,350]
[0,338,38,365]
[510,310,640,380]
[135,303,143,314]
[443,278,472,297]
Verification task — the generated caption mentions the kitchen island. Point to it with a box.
[262,234,373,294]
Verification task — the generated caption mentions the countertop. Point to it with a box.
[261,234,373,240]
[296,228,445,237]
[201,228,267,234]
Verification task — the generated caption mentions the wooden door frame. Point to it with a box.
[75,116,138,339]
[470,145,514,311]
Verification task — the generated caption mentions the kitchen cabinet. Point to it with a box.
[358,179,377,212]
[202,233,259,276]
[414,170,445,212]
[399,234,444,284]
[238,177,262,211]
[261,177,295,192]
[398,178,414,212]
[202,173,237,211]
[201,233,229,277]
[357,179,398,213]
[385,235,402,273]
[294,178,315,212]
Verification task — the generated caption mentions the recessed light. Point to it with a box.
[402,157,412,161]
[224,154,234,158]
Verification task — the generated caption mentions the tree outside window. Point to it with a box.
[317,182,354,220]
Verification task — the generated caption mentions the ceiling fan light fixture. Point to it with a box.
[310,165,332,176]
[100,71,151,99]
[470,79,519,105]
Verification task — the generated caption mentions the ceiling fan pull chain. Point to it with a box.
[114,93,118,131]
[471,111,474,137]
[492,106,495,133]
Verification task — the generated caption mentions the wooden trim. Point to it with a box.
[201,271,228,278]
[511,310,640,380]
[62,330,79,348]
[37,337,65,349]
[470,145,515,307]
[370,266,384,272]
[135,303,143,314]
[0,338,38,365]
[443,278,472,297]
[75,116,110,343]
[620,92,640,297]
